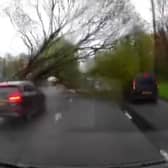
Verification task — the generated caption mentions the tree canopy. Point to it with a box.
[90,31,154,87]
[4,0,141,81]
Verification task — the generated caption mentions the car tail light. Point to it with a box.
[8,91,23,104]
[133,80,136,90]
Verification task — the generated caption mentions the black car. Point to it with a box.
[126,73,158,102]
[0,81,45,120]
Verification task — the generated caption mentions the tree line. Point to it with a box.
[2,0,168,91]
[2,0,140,82]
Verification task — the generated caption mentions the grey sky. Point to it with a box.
[0,0,152,56]
[131,0,152,21]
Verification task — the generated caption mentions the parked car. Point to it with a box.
[125,73,158,103]
[0,81,46,120]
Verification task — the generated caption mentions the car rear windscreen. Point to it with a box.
[0,86,19,99]
[137,77,156,86]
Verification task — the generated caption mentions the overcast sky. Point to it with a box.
[0,0,152,56]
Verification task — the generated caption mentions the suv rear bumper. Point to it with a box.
[131,91,158,101]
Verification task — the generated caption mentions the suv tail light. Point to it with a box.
[8,91,23,104]
[133,80,136,90]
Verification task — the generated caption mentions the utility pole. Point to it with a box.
[2,59,5,80]
[150,0,158,74]
[0,59,3,81]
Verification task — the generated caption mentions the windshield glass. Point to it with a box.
[137,78,155,85]
[0,86,18,99]
[0,0,167,167]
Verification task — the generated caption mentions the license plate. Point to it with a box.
[142,91,152,95]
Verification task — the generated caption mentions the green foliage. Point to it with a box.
[90,32,154,88]
[58,61,81,88]
[0,55,26,81]
[29,38,82,88]
[0,38,81,89]
[133,32,154,72]
[159,82,168,100]
[46,38,76,59]
[155,30,168,79]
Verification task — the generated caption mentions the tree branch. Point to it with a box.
[36,0,47,40]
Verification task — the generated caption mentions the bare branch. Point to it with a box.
[4,0,137,78]
[48,0,57,34]
[4,8,15,26]
[35,0,47,40]
[29,30,40,48]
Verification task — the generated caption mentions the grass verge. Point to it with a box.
[159,82,168,100]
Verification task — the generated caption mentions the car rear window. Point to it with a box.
[137,77,156,85]
[0,86,19,99]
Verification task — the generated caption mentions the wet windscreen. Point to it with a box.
[0,0,167,167]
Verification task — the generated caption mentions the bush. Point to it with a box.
[89,32,154,93]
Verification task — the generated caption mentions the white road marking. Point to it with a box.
[124,112,133,120]
[160,150,168,161]
[69,98,73,103]
[55,113,62,121]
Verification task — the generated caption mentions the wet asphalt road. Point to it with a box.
[0,87,167,167]
[125,100,168,157]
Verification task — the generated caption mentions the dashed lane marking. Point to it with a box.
[69,98,73,103]
[124,111,133,120]
[160,150,168,161]
[55,113,62,121]
[0,117,5,124]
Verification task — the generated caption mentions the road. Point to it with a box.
[125,100,168,159]
[0,86,166,168]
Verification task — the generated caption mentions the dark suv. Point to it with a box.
[0,81,45,120]
[126,73,158,102]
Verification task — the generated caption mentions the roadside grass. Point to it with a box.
[159,82,168,100]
